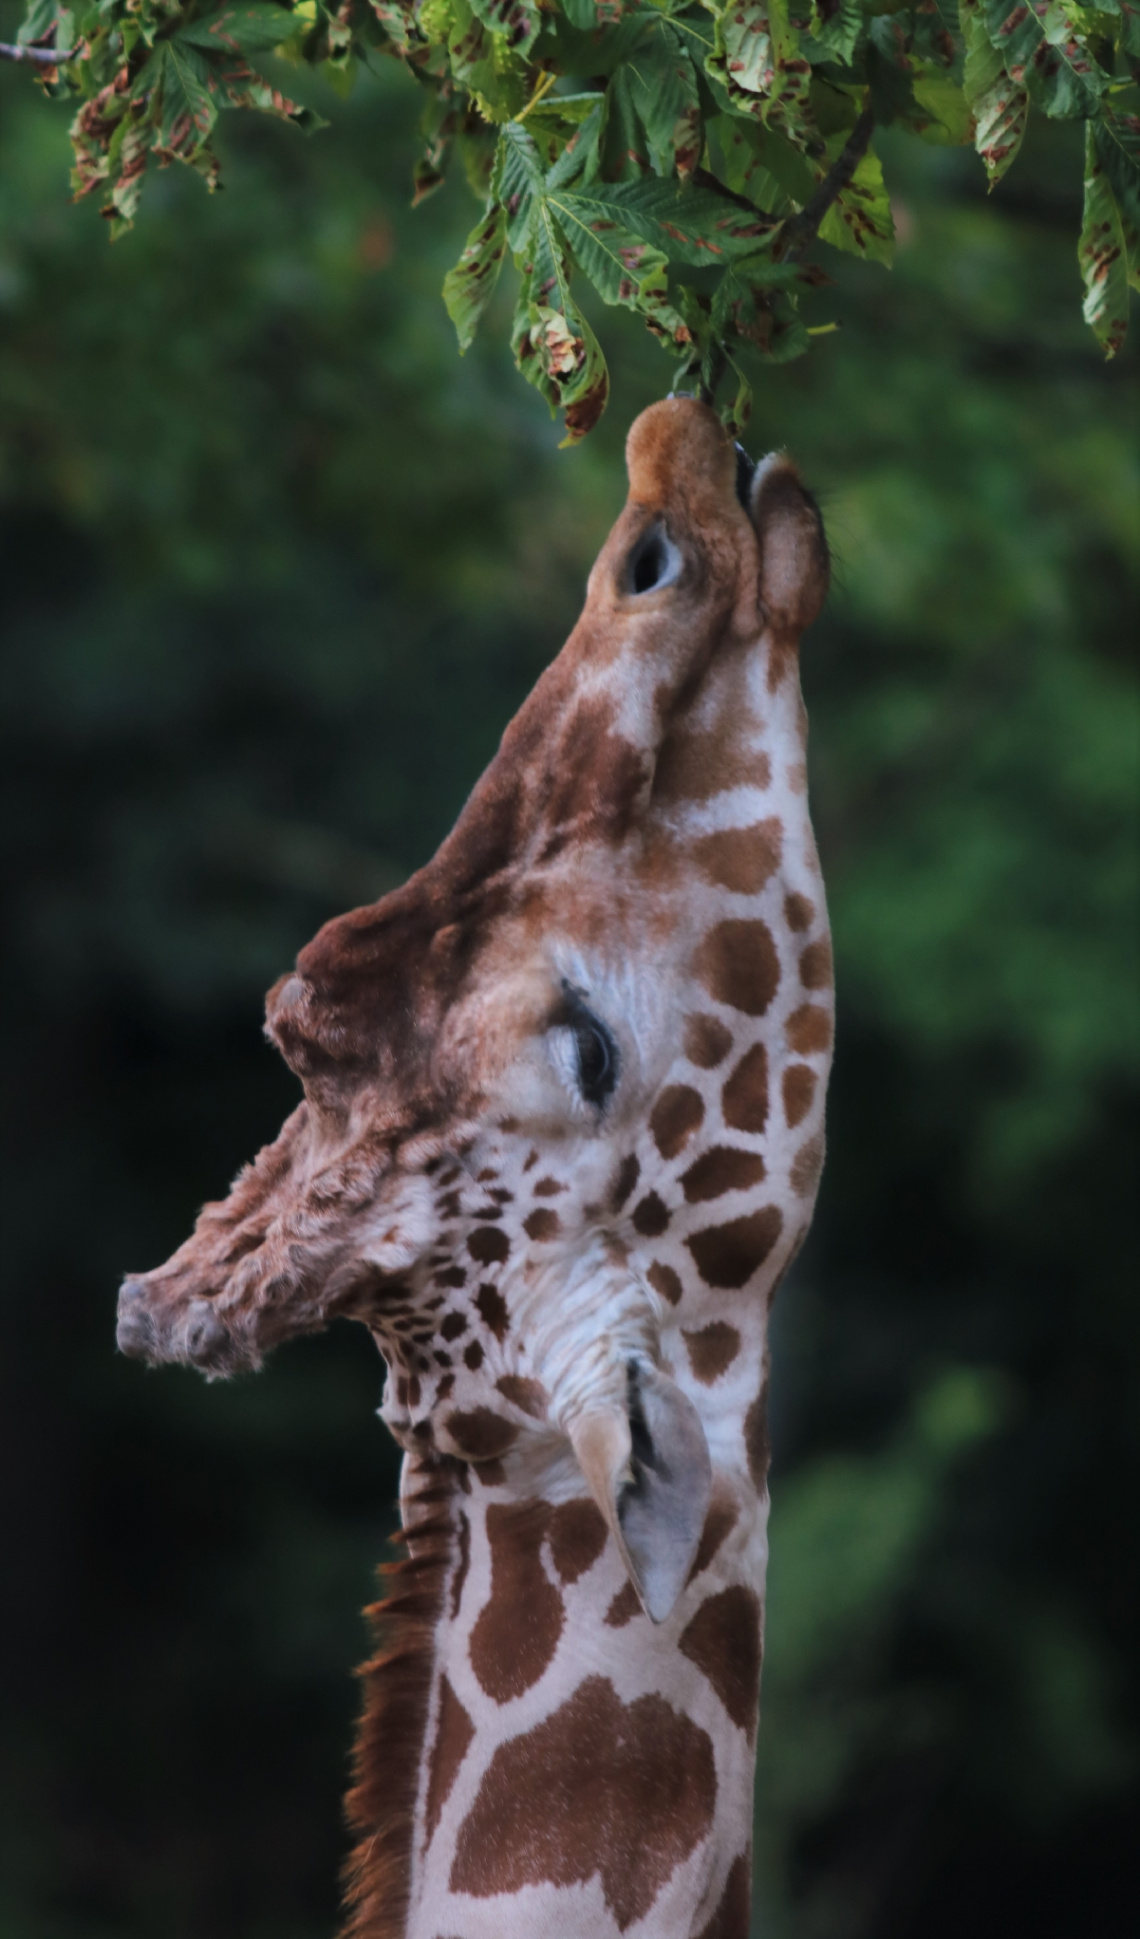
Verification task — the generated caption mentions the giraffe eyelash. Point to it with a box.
[549,984,621,1115]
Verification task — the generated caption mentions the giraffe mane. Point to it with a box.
[342,1458,459,1939]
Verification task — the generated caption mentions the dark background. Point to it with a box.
[0,27,1136,1938]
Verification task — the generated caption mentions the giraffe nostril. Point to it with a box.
[181,1299,230,1367]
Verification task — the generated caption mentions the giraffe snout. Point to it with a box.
[116,1277,246,1377]
[115,1277,157,1361]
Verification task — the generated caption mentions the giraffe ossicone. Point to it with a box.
[118,397,833,1939]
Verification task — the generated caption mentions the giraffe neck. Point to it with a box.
[346,1375,768,1939]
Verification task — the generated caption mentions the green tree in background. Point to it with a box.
[0,12,1136,1939]
[4,0,1140,438]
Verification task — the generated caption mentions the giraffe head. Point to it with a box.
[117,397,830,1624]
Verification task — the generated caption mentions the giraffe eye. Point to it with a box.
[625,524,683,597]
[573,1012,617,1108]
[556,983,620,1112]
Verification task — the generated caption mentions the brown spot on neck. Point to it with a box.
[650,1083,706,1159]
[694,920,779,1016]
[422,1674,474,1853]
[683,1321,741,1385]
[445,1408,519,1461]
[679,1585,762,1739]
[721,1042,769,1135]
[474,1281,509,1341]
[686,1497,739,1583]
[680,1146,766,1203]
[686,1206,783,1289]
[653,724,769,807]
[697,1851,752,1939]
[782,1063,818,1129]
[692,817,781,895]
[685,1013,734,1068]
[547,1498,609,1584]
[647,1260,683,1306]
[469,1501,564,1702]
[786,1002,832,1054]
[450,1676,717,1930]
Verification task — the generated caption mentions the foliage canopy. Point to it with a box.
[8,0,1140,438]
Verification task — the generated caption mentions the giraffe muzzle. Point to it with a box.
[116,1277,248,1376]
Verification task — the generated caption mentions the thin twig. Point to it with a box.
[779,107,875,261]
[0,40,78,65]
[695,107,875,411]
[693,165,779,227]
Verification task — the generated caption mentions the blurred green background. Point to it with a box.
[1,21,1136,1939]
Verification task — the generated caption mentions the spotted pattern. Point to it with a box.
[782,1064,817,1129]
[721,1043,770,1135]
[683,1322,741,1385]
[450,1677,717,1931]
[692,817,781,894]
[694,920,780,1016]
[684,1014,734,1068]
[686,1207,783,1290]
[680,1146,766,1204]
[650,1084,706,1160]
[632,1192,670,1238]
[679,1586,762,1738]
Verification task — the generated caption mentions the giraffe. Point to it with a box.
[116,397,832,1939]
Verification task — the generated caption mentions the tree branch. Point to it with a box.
[0,40,77,66]
[778,107,875,262]
[693,108,875,413]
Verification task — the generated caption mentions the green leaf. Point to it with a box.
[219,67,328,136]
[961,0,1029,184]
[911,72,974,145]
[713,112,817,211]
[448,0,525,121]
[180,5,300,54]
[1093,108,1140,231]
[565,176,779,265]
[1079,122,1130,353]
[818,143,895,263]
[493,120,546,250]
[561,0,597,24]
[468,0,541,58]
[625,18,702,179]
[809,0,863,64]
[158,40,218,156]
[544,96,608,190]
[548,190,670,306]
[713,261,812,362]
[511,289,610,443]
[443,204,509,350]
[709,0,816,149]
[412,84,460,204]
[984,0,1106,120]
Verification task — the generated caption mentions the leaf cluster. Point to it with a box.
[13,0,1140,431]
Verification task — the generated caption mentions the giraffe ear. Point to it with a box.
[750,453,829,637]
[569,1362,712,1623]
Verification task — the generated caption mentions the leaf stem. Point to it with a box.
[517,69,557,123]
[0,40,77,65]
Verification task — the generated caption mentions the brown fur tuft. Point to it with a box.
[341,1458,458,1939]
